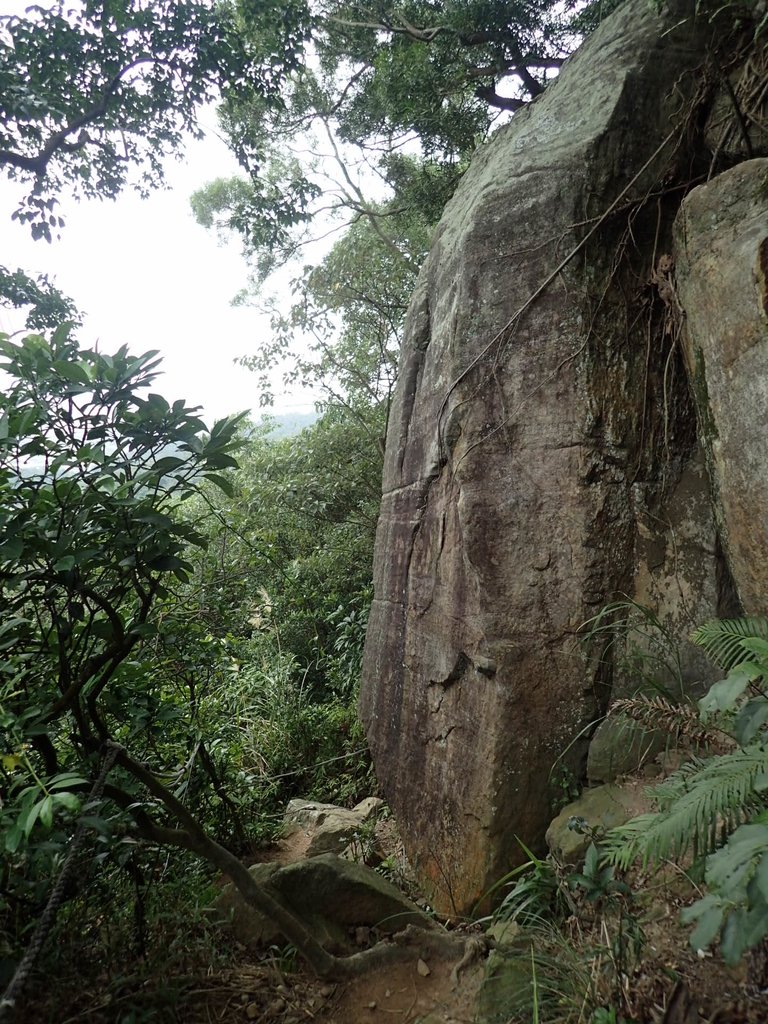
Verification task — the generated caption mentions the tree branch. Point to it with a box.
[0,56,155,177]
[109,743,475,980]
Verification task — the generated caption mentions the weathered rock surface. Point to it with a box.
[282,797,384,858]
[586,715,666,785]
[675,159,768,613]
[212,853,434,952]
[360,0,727,916]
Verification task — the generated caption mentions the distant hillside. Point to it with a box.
[256,411,317,438]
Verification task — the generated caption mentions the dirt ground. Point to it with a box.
[194,954,485,1024]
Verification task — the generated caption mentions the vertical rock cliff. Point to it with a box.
[360,0,766,914]
[676,159,768,614]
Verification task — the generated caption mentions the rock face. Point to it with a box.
[360,0,739,915]
[675,159,768,613]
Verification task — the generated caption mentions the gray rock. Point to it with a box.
[477,941,533,1024]
[545,784,648,865]
[282,797,384,858]
[675,159,768,614]
[211,853,435,952]
[587,715,668,784]
[360,0,726,916]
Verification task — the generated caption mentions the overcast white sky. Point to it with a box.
[0,108,318,423]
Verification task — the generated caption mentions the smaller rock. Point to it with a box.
[211,853,436,952]
[417,958,431,977]
[282,798,384,858]
[587,716,667,784]
[478,941,532,1024]
[245,1002,259,1020]
[319,984,335,998]
[545,783,649,866]
[486,920,521,950]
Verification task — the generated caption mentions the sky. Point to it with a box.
[0,109,319,424]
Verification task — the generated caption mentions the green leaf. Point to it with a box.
[721,909,747,965]
[756,852,768,903]
[128,622,158,639]
[699,664,760,715]
[687,902,724,951]
[584,842,600,877]
[5,825,24,853]
[734,697,768,746]
[203,452,239,471]
[151,456,187,474]
[52,359,90,385]
[739,637,768,663]
[147,554,186,572]
[49,773,88,791]
[692,619,768,670]
[22,799,43,837]
[53,792,80,812]
[0,537,24,560]
[38,794,54,828]
[204,472,235,497]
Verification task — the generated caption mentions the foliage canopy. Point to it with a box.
[0,0,307,237]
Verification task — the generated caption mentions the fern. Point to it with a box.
[691,618,768,671]
[605,615,768,962]
[604,746,768,869]
[609,695,718,746]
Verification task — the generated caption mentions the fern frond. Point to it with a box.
[601,814,661,870]
[609,696,717,746]
[604,746,768,869]
[691,618,768,670]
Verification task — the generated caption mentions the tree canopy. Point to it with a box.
[191,0,619,412]
[0,0,307,238]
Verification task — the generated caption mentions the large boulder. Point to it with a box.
[360,0,730,915]
[212,853,435,952]
[674,159,768,613]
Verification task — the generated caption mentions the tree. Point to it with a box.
[204,0,614,259]
[0,0,308,239]
[312,0,573,150]
[0,266,80,331]
[193,0,618,418]
[0,329,465,1008]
